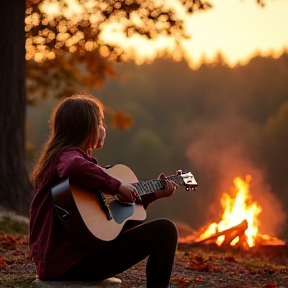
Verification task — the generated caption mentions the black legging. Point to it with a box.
[53,218,178,288]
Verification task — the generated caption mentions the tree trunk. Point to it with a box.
[0,0,33,215]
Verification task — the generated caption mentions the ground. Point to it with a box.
[0,214,287,288]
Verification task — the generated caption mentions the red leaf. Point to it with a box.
[225,254,236,262]
[171,276,196,287]
[18,236,29,245]
[196,276,204,282]
[194,254,205,263]
[0,257,7,267]
[262,283,277,288]
[0,234,17,250]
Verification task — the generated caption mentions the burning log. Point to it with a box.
[194,220,249,248]
[178,175,286,249]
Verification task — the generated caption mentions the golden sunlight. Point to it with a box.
[29,0,288,67]
[182,0,288,69]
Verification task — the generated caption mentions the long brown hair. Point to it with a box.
[32,93,104,185]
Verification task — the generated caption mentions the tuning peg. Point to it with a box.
[185,187,197,191]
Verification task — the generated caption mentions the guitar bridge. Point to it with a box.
[95,190,112,221]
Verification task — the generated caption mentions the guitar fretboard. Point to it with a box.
[132,175,183,196]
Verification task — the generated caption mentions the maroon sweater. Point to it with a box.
[29,148,156,279]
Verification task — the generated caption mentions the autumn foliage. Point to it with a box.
[24,0,213,106]
[25,0,212,61]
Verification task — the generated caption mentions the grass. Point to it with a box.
[0,214,28,236]
[0,274,35,288]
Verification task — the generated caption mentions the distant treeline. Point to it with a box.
[27,52,288,240]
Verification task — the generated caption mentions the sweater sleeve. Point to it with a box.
[140,193,157,210]
[57,150,121,195]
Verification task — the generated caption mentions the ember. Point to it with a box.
[179,175,285,247]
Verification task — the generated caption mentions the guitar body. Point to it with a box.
[51,164,197,246]
[51,164,146,246]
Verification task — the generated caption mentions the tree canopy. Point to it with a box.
[25,0,212,62]
[24,0,213,128]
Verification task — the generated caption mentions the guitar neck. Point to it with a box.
[132,175,182,197]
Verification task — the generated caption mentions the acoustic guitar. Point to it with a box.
[51,164,198,246]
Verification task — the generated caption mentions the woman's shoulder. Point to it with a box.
[59,147,96,163]
[61,147,86,157]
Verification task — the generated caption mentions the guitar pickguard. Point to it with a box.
[109,200,135,224]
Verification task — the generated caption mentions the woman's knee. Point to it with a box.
[153,218,178,242]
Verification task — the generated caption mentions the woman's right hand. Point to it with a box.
[116,182,138,203]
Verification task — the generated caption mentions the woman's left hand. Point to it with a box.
[155,173,178,200]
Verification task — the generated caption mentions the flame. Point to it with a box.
[197,175,262,247]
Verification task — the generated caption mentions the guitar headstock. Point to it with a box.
[176,170,198,191]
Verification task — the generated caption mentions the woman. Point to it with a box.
[29,93,178,288]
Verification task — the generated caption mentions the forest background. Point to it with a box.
[26,51,288,242]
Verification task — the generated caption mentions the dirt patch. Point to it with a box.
[1,234,288,288]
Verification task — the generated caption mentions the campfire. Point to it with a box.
[179,175,285,248]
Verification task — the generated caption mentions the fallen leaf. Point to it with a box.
[0,257,7,267]
[171,276,197,287]
[195,276,204,282]
[194,254,205,263]
[18,236,29,244]
[0,234,17,250]
[225,254,236,262]
[262,283,277,288]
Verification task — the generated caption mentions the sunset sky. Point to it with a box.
[99,0,288,68]
[182,0,288,68]
[37,0,288,68]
